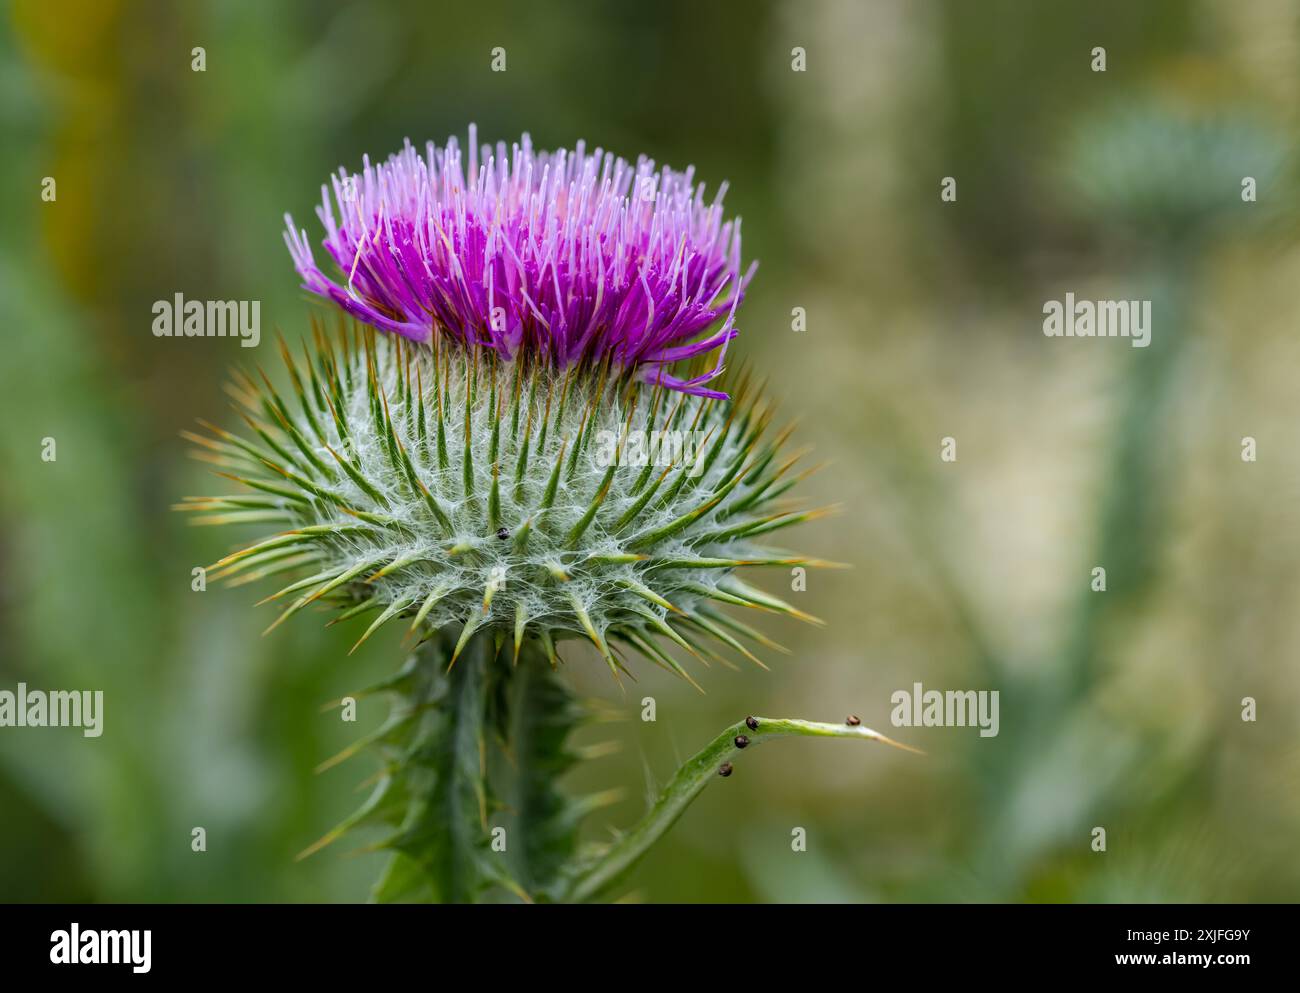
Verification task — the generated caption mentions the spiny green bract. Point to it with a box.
[180,323,831,686]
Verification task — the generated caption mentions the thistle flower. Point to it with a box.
[284,127,753,398]
[183,131,913,904]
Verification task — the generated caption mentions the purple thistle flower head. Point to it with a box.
[284,126,755,398]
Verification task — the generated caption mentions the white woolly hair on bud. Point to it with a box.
[180,323,833,683]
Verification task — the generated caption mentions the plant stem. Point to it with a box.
[560,717,920,903]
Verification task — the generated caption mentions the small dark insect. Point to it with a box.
[718,762,733,777]
[745,716,759,730]
[495,527,510,540]
[734,734,749,749]
[846,715,861,726]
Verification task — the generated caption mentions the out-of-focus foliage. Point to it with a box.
[2,0,1299,903]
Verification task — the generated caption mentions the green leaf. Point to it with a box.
[559,716,921,903]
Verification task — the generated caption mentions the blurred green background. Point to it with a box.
[3,0,1300,903]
